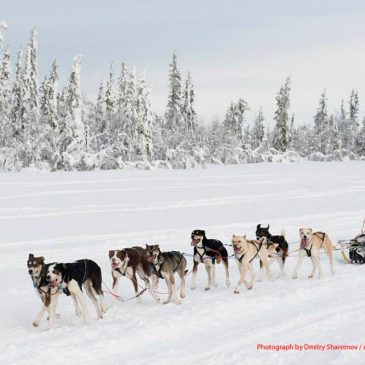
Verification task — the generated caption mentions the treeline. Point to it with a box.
[0,25,364,171]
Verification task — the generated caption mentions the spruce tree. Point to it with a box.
[272,77,291,152]
[252,107,265,148]
[313,90,329,154]
[182,72,197,137]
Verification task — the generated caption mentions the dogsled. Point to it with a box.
[338,219,365,264]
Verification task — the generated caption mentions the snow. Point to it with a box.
[1,161,365,365]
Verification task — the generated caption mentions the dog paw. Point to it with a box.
[174,300,182,305]
[180,293,186,298]
[205,287,211,291]
[247,285,253,290]
[226,281,231,288]
[32,321,39,327]
[212,282,218,288]
[308,274,313,279]
[292,275,298,279]
[163,300,171,305]
[256,278,262,282]
[190,286,196,290]
[233,289,240,294]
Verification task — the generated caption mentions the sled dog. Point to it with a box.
[256,224,289,276]
[292,228,335,279]
[109,246,160,303]
[46,259,107,328]
[231,235,278,293]
[145,244,187,305]
[190,229,230,291]
[27,253,81,328]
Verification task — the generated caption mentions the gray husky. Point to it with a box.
[145,244,187,305]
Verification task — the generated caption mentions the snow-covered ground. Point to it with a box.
[1,162,365,365]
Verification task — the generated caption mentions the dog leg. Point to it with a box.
[248,263,255,289]
[147,275,160,303]
[234,265,248,293]
[308,254,317,278]
[315,254,323,279]
[129,272,141,303]
[169,273,181,305]
[204,260,212,291]
[261,257,273,281]
[223,259,230,287]
[292,250,306,279]
[327,249,335,274]
[68,281,89,325]
[190,261,199,290]
[211,263,218,288]
[277,255,285,278]
[84,281,103,319]
[33,304,48,327]
[163,276,173,304]
[45,292,61,331]
[71,293,82,317]
[179,268,186,299]
[112,272,121,303]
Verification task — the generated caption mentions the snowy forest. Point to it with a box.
[0,25,365,171]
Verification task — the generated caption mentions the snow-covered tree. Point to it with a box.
[252,107,265,148]
[134,71,153,162]
[313,90,329,154]
[55,55,85,170]
[165,52,184,147]
[39,60,58,165]
[223,98,249,143]
[182,72,197,137]
[0,46,11,147]
[272,77,291,152]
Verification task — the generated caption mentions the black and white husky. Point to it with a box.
[27,253,81,329]
[46,259,107,327]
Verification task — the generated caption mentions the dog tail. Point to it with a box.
[281,228,286,237]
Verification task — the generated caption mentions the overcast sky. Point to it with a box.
[2,0,365,126]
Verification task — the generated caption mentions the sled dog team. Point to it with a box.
[27,225,335,329]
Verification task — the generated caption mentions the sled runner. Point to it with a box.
[340,219,365,264]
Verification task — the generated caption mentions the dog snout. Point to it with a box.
[111,258,116,263]
[46,274,51,281]
[303,235,307,240]
[28,269,33,275]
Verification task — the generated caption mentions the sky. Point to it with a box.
[2,0,365,127]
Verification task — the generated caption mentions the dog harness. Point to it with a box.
[149,251,184,279]
[301,232,325,257]
[235,240,263,263]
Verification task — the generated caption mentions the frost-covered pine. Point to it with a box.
[165,52,184,147]
[90,80,106,151]
[313,90,329,154]
[272,77,291,152]
[39,60,58,166]
[11,50,24,143]
[134,71,153,162]
[0,46,12,148]
[347,89,359,152]
[251,107,265,148]
[357,117,365,156]
[0,20,8,50]
[105,63,116,130]
[117,61,128,111]
[182,72,197,137]
[223,98,249,143]
[56,55,85,170]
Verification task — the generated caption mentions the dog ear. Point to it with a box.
[299,228,303,235]
[40,256,45,262]
[243,235,246,239]
[108,250,114,258]
[29,253,34,259]
[267,225,270,230]
[308,228,313,234]
[257,224,261,229]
